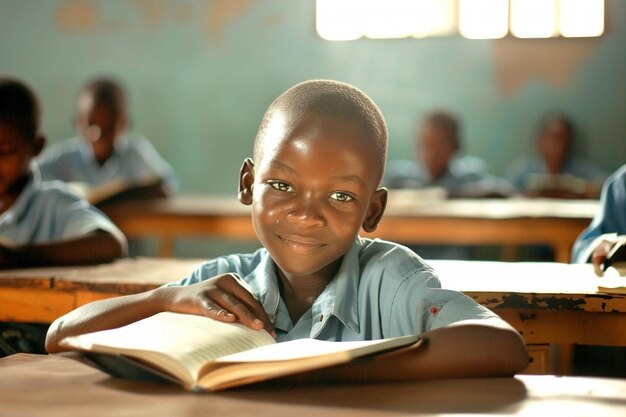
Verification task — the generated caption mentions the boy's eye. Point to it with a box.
[329,192,354,202]
[268,181,295,193]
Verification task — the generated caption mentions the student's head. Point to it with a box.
[75,77,128,164]
[416,111,460,180]
[0,78,45,197]
[536,113,574,174]
[238,80,388,282]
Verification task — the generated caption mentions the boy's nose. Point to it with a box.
[286,195,325,227]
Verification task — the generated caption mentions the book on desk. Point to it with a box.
[60,312,423,391]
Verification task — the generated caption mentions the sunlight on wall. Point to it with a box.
[316,0,604,40]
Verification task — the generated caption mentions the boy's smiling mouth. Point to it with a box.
[277,234,327,254]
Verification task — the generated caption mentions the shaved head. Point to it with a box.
[254,80,388,183]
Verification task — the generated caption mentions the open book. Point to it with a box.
[60,312,422,391]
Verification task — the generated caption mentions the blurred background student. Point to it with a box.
[384,111,511,198]
[506,113,608,199]
[0,77,127,356]
[571,164,626,376]
[35,77,178,207]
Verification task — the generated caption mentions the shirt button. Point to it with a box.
[319,314,324,322]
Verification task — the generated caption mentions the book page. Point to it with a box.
[61,312,275,384]
[214,334,419,363]
[198,335,421,391]
[597,263,626,294]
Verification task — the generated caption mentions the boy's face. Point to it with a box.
[538,120,571,170]
[0,122,43,197]
[416,122,456,180]
[240,113,386,283]
[76,94,126,164]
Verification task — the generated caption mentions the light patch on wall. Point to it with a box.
[55,0,99,33]
[492,38,600,96]
[127,0,166,31]
[458,0,508,39]
[510,0,558,39]
[204,0,260,43]
[560,0,605,37]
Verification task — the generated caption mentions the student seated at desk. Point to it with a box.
[506,113,607,199]
[46,80,528,378]
[384,111,511,198]
[571,164,626,377]
[35,77,178,207]
[572,164,626,270]
[0,78,127,356]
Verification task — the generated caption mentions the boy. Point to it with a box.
[506,114,607,199]
[0,77,127,356]
[0,78,127,268]
[46,80,528,378]
[384,111,510,198]
[35,77,177,205]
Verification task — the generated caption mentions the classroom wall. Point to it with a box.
[1,0,625,197]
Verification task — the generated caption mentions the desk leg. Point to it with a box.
[500,245,519,261]
[157,236,175,258]
[553,244,572,263]
[523,344,550,374]
[551,344,574,375]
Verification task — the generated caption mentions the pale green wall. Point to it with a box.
[1,0,625,197]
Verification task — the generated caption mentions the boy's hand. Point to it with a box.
[591,239,615,275]
[163,274,276,337]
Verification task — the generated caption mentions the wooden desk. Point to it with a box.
[103,195,598,262]
[2,353,626,417]
[1,258,624,374]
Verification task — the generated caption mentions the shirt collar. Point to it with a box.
[77,135,129,164]
[0,167,38,225]
[245,238,362,338]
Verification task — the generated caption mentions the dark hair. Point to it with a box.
[537,112,575,141]
[255,80,388,182]
[0,77,40,142]
[79,77,127,117]
[422,110,460,149]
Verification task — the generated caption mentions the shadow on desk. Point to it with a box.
[224,376,528,415]
[5,354,626,416]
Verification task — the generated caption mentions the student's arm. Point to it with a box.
[0,230,125,269]
[411,317,529,377]
[328,317,528,381]
[45,273,274,353]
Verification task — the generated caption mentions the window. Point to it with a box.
[316,0,604,40]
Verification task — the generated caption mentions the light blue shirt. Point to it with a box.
[166,237,496,342]
[0,169,126,246]
[507,156,608,191]
[35,135,178,192]
[572,164,626,263]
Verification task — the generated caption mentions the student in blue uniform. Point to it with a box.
[0,77,127,356]
[36,77,177,204]
[572,164,626,269]
[46,80,528,378]
[571,164,626,376]
[506,113,607,199]
[384,111,511,198]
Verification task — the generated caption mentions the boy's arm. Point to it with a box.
[45,273,275,353]
[0,230,126,269]
[412,317,529,377]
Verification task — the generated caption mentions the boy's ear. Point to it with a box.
[238,158,255,206]
[362,188,387,233]
[32,135,46,157]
